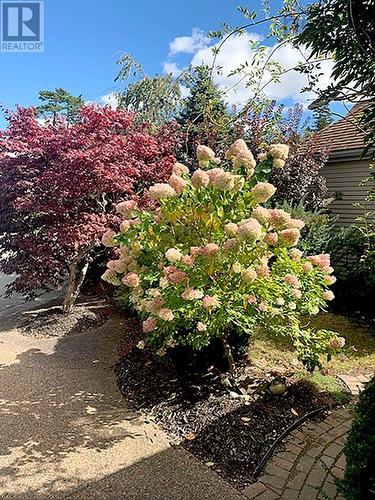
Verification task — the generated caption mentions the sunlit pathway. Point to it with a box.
[0,291,244,499]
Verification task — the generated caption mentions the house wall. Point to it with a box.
[320,157,373,226]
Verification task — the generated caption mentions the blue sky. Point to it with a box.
[0,0,342,127]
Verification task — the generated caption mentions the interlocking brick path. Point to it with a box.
[244,408,352,500]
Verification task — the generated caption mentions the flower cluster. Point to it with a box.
[103,139,342,371]
[258,143,290,169]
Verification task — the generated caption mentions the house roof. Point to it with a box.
[314,102,370,155]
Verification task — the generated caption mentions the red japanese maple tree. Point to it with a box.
[0,105,179,312]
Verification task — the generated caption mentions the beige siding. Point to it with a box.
[320,159,374,226]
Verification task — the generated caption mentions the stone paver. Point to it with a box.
[244,407,353,500]
[338,374,371,395]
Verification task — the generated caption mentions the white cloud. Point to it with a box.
[163,62,183,77]
[165,30,335,108]
[169,28,210,56]
[100,92,119,109]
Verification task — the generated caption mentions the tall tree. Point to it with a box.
[115,53,181,125]
[177,65,234,166]
[36,87,84,124]
[312,104,333,131]
[0,105,178,312]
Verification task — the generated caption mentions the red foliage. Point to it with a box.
[0,105,179,296]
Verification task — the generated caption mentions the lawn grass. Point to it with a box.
[248,312,374,402]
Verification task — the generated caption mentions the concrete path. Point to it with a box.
[0,290,244,499]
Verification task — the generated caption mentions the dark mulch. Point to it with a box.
[116,324,344,489]
[21,303,110,338]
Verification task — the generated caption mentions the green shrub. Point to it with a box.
[102,140,343,371]
[339,376,375,499]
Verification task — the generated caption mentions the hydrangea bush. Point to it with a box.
[103,139,344,371]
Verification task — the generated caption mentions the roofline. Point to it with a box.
[328,147,374,161]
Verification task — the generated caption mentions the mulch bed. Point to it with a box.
[21,303,111,338]
[116,319,345,489]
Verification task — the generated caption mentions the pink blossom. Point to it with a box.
[247,294,257,305]
[242,268,257,282]
[292,288,302,299]
[251,182,276,203]
[264,232,278,246]
[149,183,177,200]
[256,264,270,278]
[324,275,337,285]
[191,169,210,189]
[190,246,203,257]
[225,139,248,159]
[276,297,285,306]
[142,317,157,333]
[308,254,331,272]
[302,261,313,273]
[258,301,268,312]
[328,337,345,349]
[279,228,301,247]
[268,209,291,228]
[101,229,117,248]
[209,169,235,190]
[122,272,140,288]
[181,287,204,300]
[269,143,289,160]
[101,269,120,285]
[284,273,301,289]
[163,266,187,284]
[172,162,189,176]
[258,152,268,162]
[252,206,271,224]
[287,218,305,230]
[165,248,182,262]
[169,174,186,194]
[158,308,175,321]
[181,255,195,267]
[238,218,262,241]
[196,145,219,168]
[197,322,207,332]
[273,158,285,169]
[232,150,256,171]
[224,222,239,236]
[202,295,220,310]
[323,290,335,301]
[290,248,303,261]
[116,199,138,218]
[203,243,220,255]
[148,296,165,313]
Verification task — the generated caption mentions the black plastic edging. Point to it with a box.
[252,406,325,478]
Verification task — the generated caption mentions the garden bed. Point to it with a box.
[116,317,349,489]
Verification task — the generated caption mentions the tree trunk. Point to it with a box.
[62,251,90,314]
[220,335,235,372]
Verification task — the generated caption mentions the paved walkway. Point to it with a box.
[0,290,244,499]
[244,408,352,500]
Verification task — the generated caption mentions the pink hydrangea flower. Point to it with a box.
[165,248,182,262]
[181,287,204,300]
[247,294,257,305]
[264,232,278,246]
[148,296,165,313]
[209,169,235,190]
[324,275,337,285]
[292,288,302,299]
[203,243,220,255]
[302,261,313,273]
[101,269,120,285]
[197,322,207,332]
[169,174,186,194]
[252,206,271,224]
[191,169,210,189]
[202,295,220,310]
[242,268,257,282]
[149,183,177,200]
[251,182,276,203]
[323,290,335,301]
[308,254,331,272]
[269,143,289,160]
[101,229,117,248]
[268,209,291,228]
[279,228,301,247]
[122,272,140,288]
[258,301,268,312]
[238,218,262,241]
[328,337,345,349]
[284,273,301,288]
[120,220,131,233]
[190,246,203,257]
[196,145,219,168]
[225,139,248,159]
[172,162,189,176]
[181,255,195,267]
[158,308,175,321]
[272,158,285,169]
[142,317,157,333]
[256,264,270,278]
[116,200,138,218]
[224,222,239,236]
[288,218,305,230]
[163,266,187,285]
[276,297,285,306]
[290,248,303,261]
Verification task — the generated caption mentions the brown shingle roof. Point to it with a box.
[314,102,370,154]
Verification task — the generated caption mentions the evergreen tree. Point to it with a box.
[312,104,333,131]
[178,65,233,166]
[35,88,84,125]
